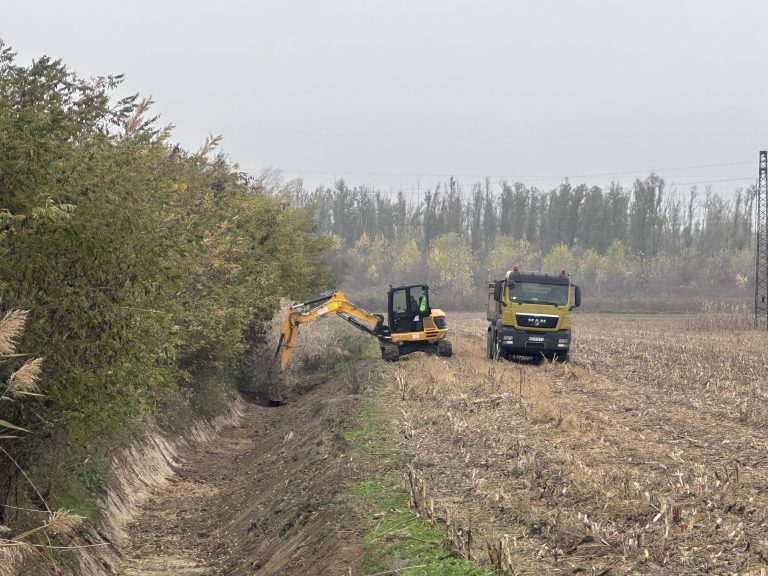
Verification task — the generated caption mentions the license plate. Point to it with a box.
[528,336,544,342]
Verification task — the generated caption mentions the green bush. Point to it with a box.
[0,41,332,513]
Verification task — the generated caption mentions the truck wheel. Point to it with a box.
[381,344,400,362]
[555,351,570,362]
[493,335,504,361]
[437,339,452,357]
[486,331,494,359]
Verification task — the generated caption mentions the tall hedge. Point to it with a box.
[0,42,331,507]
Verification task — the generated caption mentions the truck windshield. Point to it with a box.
[507,281,569,306]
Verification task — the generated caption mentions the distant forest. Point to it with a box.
[289,175,755,311]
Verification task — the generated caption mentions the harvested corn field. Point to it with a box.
[90,313,768,576]
[378,313,768,575]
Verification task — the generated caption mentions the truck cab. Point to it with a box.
[487,267,581,361]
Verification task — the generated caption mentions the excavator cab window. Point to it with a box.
[389,285,429,333]
[392,288,408,315]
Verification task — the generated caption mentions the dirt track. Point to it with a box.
[115,313,768,575]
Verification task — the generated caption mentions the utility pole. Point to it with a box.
[755,150,768,329]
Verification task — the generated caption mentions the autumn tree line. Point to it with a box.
[0,42,331,541]
[291,175,755,310]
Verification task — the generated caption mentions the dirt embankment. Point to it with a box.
[113,368,372,576]
[7,306,394,576]
[9,314,380,576]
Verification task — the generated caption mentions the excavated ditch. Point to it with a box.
[113,376,369,576]
[15,368,370,576]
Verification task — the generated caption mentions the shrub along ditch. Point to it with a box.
[0,41,332,530]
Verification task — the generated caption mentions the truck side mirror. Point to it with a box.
[493,280,503,302]
[574,285,581,308]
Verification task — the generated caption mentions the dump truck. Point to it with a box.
[486,266,581,361]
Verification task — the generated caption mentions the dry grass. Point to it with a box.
[6,357,42,398]
[374,312,768,575]
[0,309,28,356]
[0,544,27,576]
[0,310,83,573]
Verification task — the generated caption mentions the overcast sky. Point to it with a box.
[4,0,768,196]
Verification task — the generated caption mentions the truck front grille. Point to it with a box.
[515,313,559,329]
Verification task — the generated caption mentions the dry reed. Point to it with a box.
[6,357,42,398]
[0,309,28,356]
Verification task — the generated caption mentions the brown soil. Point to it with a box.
[115,372,371,576]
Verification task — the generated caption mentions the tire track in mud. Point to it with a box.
[381,314,768,575]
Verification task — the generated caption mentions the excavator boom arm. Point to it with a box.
[274,291,384,371]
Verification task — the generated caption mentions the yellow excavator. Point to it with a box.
[269,284,451,403]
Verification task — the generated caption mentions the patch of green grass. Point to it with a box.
[342,331,381,360]
[50,456,109,519]
[340,332,494,573]
[343,400,392,454]
[332,334,397,453]
[349,477,496,576]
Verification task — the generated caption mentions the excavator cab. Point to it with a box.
[381,283,451,361]
[388,284,430,334]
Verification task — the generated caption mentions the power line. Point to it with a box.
[242,160,754,182]
[243,168,756,198]
[274,176,755,198]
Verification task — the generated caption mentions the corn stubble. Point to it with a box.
[381,313,768,575]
